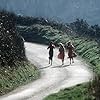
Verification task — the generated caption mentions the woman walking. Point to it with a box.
[47,41,55,65]
[66,41,76,64]
[58,43,65,65]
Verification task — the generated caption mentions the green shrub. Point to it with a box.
[0,10,26,67]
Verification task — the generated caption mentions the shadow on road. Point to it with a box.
[52,64,70,68]
[39,65,51,69]
[39,64,70,70]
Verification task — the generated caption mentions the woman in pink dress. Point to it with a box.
[58,43,65,65]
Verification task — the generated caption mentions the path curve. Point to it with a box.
[0,42,92,100]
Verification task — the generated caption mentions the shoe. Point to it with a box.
[72,61,74,63]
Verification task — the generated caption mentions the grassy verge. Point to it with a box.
[0,61,40,96]
[71,37,100,73]
[44,83,94,100]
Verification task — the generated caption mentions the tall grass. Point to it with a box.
[44,83,94,100]
[0,61,40,95]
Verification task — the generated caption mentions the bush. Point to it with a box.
[0,10,26,67]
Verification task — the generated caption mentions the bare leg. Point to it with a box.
[51,60,52,65]
[49,59,50,64]
[62,59,64,65]
[70,58,71,64]
[72,57,74,63]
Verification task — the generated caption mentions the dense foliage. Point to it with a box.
[16,16,100,42]
[0,10,26,67]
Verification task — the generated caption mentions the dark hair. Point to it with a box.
[49,41,53,46]
[67,42,71,46]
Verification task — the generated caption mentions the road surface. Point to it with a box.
[0,42,93,100]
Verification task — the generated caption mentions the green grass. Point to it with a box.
[0,61,40,95]
[44,83,94,100]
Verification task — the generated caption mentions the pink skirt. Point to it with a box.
[58,52,65,60]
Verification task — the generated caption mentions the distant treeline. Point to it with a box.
[16,15,100,42]
[69,19,100,41]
